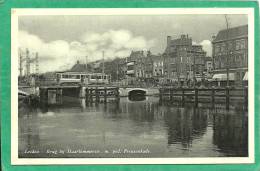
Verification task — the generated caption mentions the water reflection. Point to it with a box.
[213,112,248,156]
[18,96,248,158]
[128,95,146,101]
[163,107,208,148]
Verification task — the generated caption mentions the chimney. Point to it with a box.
[167,36,172,46]
[212,34,216,41]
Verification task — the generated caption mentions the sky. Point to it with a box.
[18,14,248,73]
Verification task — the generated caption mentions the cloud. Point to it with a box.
[19,30,155,73]
[199,40,212,57]
[192,40,212,57]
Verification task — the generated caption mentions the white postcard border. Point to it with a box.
[11,8,255,165]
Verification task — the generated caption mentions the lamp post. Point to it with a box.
[193,53,196,87]
[225,14,230,87]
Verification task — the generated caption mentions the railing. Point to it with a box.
[85,87,120,103]
[159,87,248,110]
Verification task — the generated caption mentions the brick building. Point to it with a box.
[144,51,155,78]
[204,56,213,78]
[164,35,207,82]
[126,50,146,78]
[152,54,164,77]
[212,25,248,86]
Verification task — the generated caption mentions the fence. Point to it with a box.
[159,87,248,110]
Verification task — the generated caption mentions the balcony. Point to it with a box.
[127,70,135,75]
[127,62,135,66]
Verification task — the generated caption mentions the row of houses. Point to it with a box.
[125,34,213,85]
[212,24,248,86]
[49,24,247,87]
[123,24,248,86]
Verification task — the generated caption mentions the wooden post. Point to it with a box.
[95,87,99,103]
[170,88,173,101]
[115,87,120,108]
[244,87,248,110]
[40,88,48,107]
[159,88,163,100]
[104,86,107,103]
[56,88,62,105]
[182,88,185,106]
[226,87,230,110]
[85,88,89,104]
[116,87,120,100]
[211,88,215,108]
[89,88,93,103]
[194,88,198,107]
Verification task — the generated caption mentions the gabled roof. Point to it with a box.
[213,25,248,43]
[70,62,88,72]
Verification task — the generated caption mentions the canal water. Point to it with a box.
[18,96,248,158]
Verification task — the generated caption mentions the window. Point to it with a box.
[215,45,220,54]
[62,74,68,78]
[236,56,240,66]
[240,39,245,49]
[221,43,225,52]
[91,75,97,79]
[235,40,240,50]
[237,72,240,80]
[228,42,233,50]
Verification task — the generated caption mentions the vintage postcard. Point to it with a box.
[4,4,257,168]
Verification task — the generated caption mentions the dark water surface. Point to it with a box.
[18,97,248,158]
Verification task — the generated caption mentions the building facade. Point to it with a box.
[126,50,146,78]
[144,51,155,78]
[212,25,248,86]
[152,54,164,77]
[204,57,213,78]
[164,34,207,82]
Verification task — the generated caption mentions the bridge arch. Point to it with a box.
[128,88,147,97]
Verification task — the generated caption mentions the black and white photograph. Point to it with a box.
[11,8,254,164]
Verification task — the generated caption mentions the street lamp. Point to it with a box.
[225,14,230,87]
[193,53,196,87]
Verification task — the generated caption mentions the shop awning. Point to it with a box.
[243,72,248,81]
[212,73,235,81]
